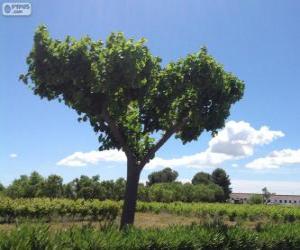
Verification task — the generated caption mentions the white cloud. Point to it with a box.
[9,153,18,158]
[57,120,284,169]
[145,151,231,169]
[245,149,300,170]
[209,121,284,157]
[57,149,126,167]
[145,120,283,169]
[231,179,300,195]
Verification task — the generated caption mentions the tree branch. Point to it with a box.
[139,117,189,168]
[102,110,132,159]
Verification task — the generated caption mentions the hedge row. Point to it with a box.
[1,198,300,224]
[0,198,119,223]
[136,201,300,222]
[1,223,300,249]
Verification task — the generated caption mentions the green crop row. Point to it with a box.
[0,198,119,223]
[1,197,300,223]
[1,223,300,249]
[136,201,300,222]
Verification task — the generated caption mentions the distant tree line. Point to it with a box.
[0,168,231,203]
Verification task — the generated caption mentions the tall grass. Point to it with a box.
[1,223,300,249]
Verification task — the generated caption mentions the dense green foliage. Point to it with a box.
[5,172,63,198]
[4,172,126,200]
[147,168,178,186]
[63,175,126,200]
[3,170,229,202]
[191,169,232,201]
[0,183,4,197]
[0,183,4,192]
[1,198,300,224]
[248,194,263,205]
[0,198,119,223]
[21,26,244,163]
[211,168,231,200]
[21,26,244,226]
[0,197,300,249]
[192,171,212,185]
[1,223,300,249]
[138,182,225,202]
[136,202,300,223]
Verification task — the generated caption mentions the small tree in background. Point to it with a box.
[5,172,44,198]
[0,183,5,195]
[262,187,271,204]
[21,26,244,228]
[42,175,63,198]
[113,178,126,200]
[147,167,178,186]
[211,168,231,201]
[248,194,263,204]
[27,171,44,197]
[192,171,212,185]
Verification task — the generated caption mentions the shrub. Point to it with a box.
[1,223,300,249]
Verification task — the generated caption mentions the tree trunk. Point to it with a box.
[120,158,141,229]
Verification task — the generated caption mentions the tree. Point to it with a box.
[0,183,4,192]
[262,187,271,204]
[113,178,126,200]
[42,175,63,198]
[21,26,244,228]
[27,171,44,197]
[192,183,224,202]
[192,171,212,185]
[5,172,44,198]
[211,168,231,201]
[72,175,99,199]
[147,167,178,186]
[248,194,263,204]
[0,183,5,196]
[63,182,76,199]
[6,175,29,198]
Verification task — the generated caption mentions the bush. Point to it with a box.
[2,198,300,224]
[1,223,300,249]
[247,194,263,204]
[139,182,225,203]
[0,198,120,223]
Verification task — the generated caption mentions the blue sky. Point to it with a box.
[1,0,300,194]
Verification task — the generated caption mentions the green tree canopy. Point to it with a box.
[147,167,178,186]
[41,175,63,198]
[0,183,5,193]
[192,171,212,185]
[21,26,244,228]
[211,168,231,201]
[5,172,44,198]
[248,194,263,204]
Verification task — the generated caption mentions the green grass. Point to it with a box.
[1,222,300,249]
